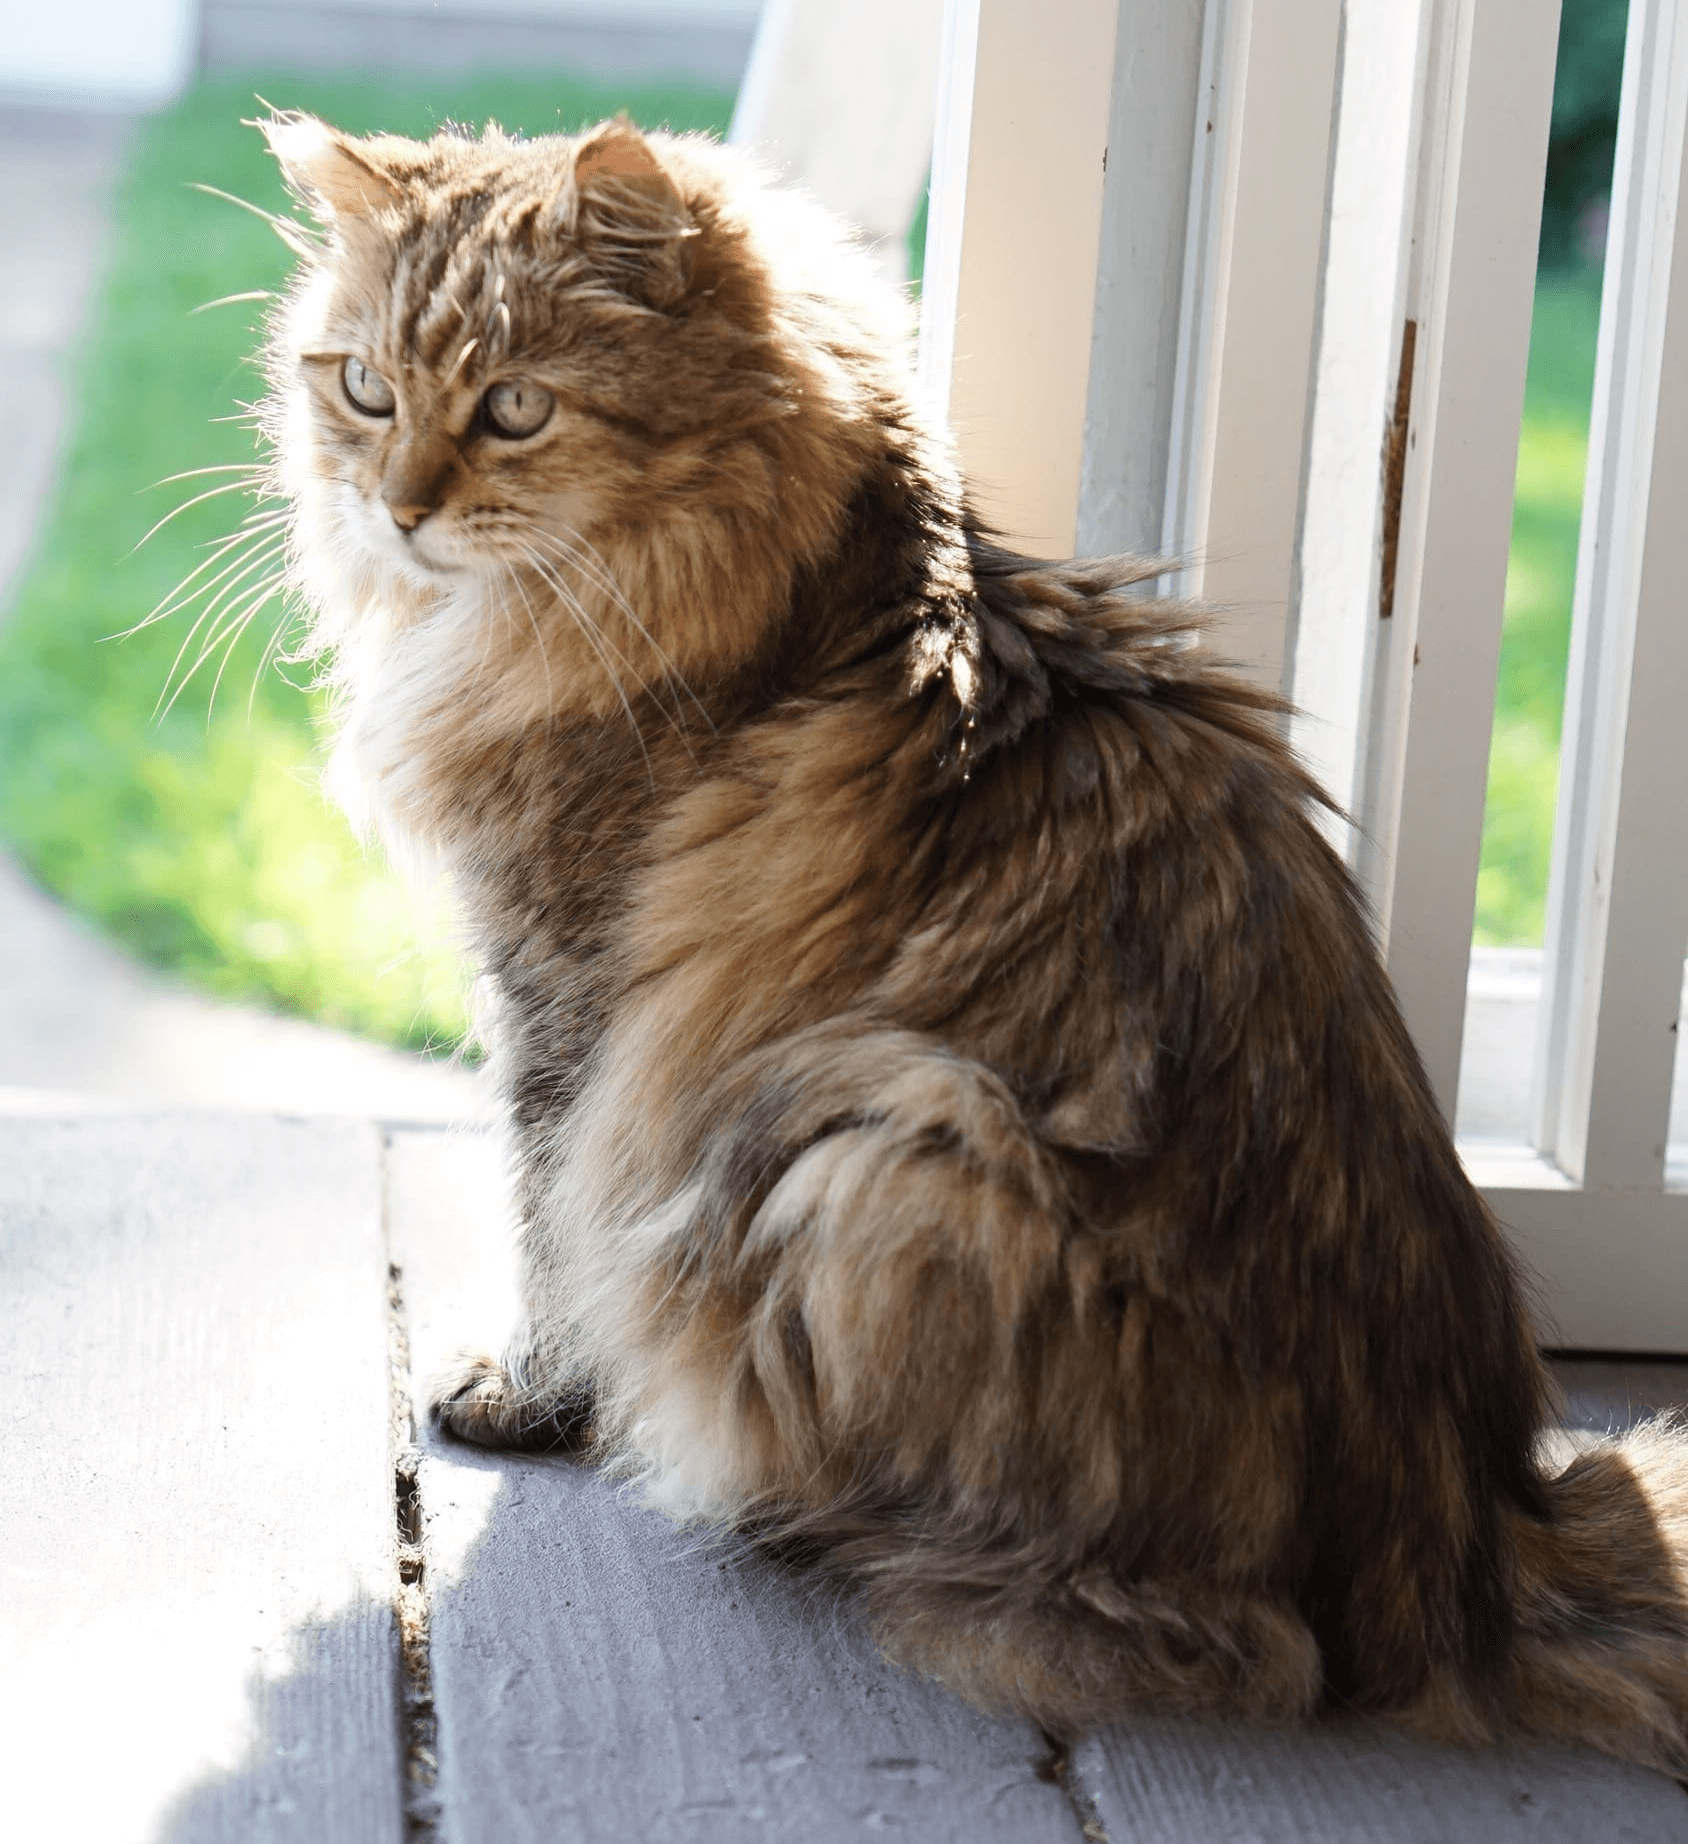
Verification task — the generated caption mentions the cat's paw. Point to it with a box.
[428,1350,597,1454]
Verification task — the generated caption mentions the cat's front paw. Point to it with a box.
[428,1349,596,1454]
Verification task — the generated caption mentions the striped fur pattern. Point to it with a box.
[259,112,1688,1766]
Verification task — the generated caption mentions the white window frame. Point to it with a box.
[922,0,1688,1351]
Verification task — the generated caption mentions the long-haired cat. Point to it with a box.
[253,110,1688,1767]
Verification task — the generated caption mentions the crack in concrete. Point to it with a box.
[387,1245,441,1841]
[1037,1729,1111,1842]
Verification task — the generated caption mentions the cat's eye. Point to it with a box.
[483,381,554,440]
[342,356,396,417]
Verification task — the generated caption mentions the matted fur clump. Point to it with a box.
[253,110,1688,1767]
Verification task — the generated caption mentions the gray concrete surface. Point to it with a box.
[7,1110,1683,1841]
[0,101,482,1121]
[3,1113,404,1844]
[0,852,486,1119]
[389,1127,1688,1844]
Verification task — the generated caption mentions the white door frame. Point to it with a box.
[922,0,1688,1351]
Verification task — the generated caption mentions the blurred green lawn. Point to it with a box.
[0,73,733,1054]
[0,75,1594,1055]
[1475,267,1602,946]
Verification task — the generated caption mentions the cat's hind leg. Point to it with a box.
[633,1032,1320,1729]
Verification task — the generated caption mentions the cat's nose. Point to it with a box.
[381,436,454,532]
[386,500,433,533]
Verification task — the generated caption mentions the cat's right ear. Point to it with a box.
[260,114,401,221]
[562,118,694,308]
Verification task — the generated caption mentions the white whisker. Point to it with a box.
[529,554,693,767]
[190,182,319,258]
[190,290,274,315]
[515,546,655,780]
[132,479,274,551]
[154,528,288,641]
[523,521,714,736]
[205,581,284,721]
[464,568,504,703]
[143,554,288,705]
[246,612,294,723]
[109,516,287,640]
[162,567,289,723]
[504,553,558,724]
[153,541,288,716]
[150,463,268,486]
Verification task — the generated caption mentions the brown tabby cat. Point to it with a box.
[256,110,1688,1767]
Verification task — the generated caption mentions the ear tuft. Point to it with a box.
[260,113,401,219]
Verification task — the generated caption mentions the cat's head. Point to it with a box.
[260,112,912,709]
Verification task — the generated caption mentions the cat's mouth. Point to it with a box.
[351,495,466,584]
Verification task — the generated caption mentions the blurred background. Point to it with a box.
[0,0,1632,1090]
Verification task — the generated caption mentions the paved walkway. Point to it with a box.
[0,103,480,1122]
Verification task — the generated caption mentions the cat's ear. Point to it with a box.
[565,117,694,307]
[261,114,401,220]
[573,116,680,198]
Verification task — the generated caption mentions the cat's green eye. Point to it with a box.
[342,356,396,418]
[483,381,554,440]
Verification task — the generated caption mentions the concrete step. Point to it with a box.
[6,1103,1685,1840]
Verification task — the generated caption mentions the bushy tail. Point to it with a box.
[1491,1418,1688,1772]
[858,1420,1688,1770]
[867,1570,1324,1738]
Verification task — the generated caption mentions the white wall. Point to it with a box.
[211,0,759,20]
[2,0,198,105]
[1,0,762,106]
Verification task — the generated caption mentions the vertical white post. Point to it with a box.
[918,0,1121,558]
[1289,0,1431,845]
[1075,3,1207,560]
[729,0,947,283]
[1533,0,1688,1190]
[1357,0,1561,1120]
[1161,0,1343,690]
[4,0,196,104]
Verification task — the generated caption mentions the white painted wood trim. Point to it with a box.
[1356,0,1561,1122]
[1464,1157,1688,1353]
[1287,0,1432,841]
[917,0,1120,557]
[1532,0,1688,1193]
[1073,3,1206,560]
[1160,0,1342,689]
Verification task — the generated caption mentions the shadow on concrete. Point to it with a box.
[155,1598,408,1844]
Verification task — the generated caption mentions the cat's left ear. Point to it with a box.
[261,113,401,221]
[565,117,694,307]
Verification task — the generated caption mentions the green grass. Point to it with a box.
[1474,266,1604,946]
[0,72,733,1052]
